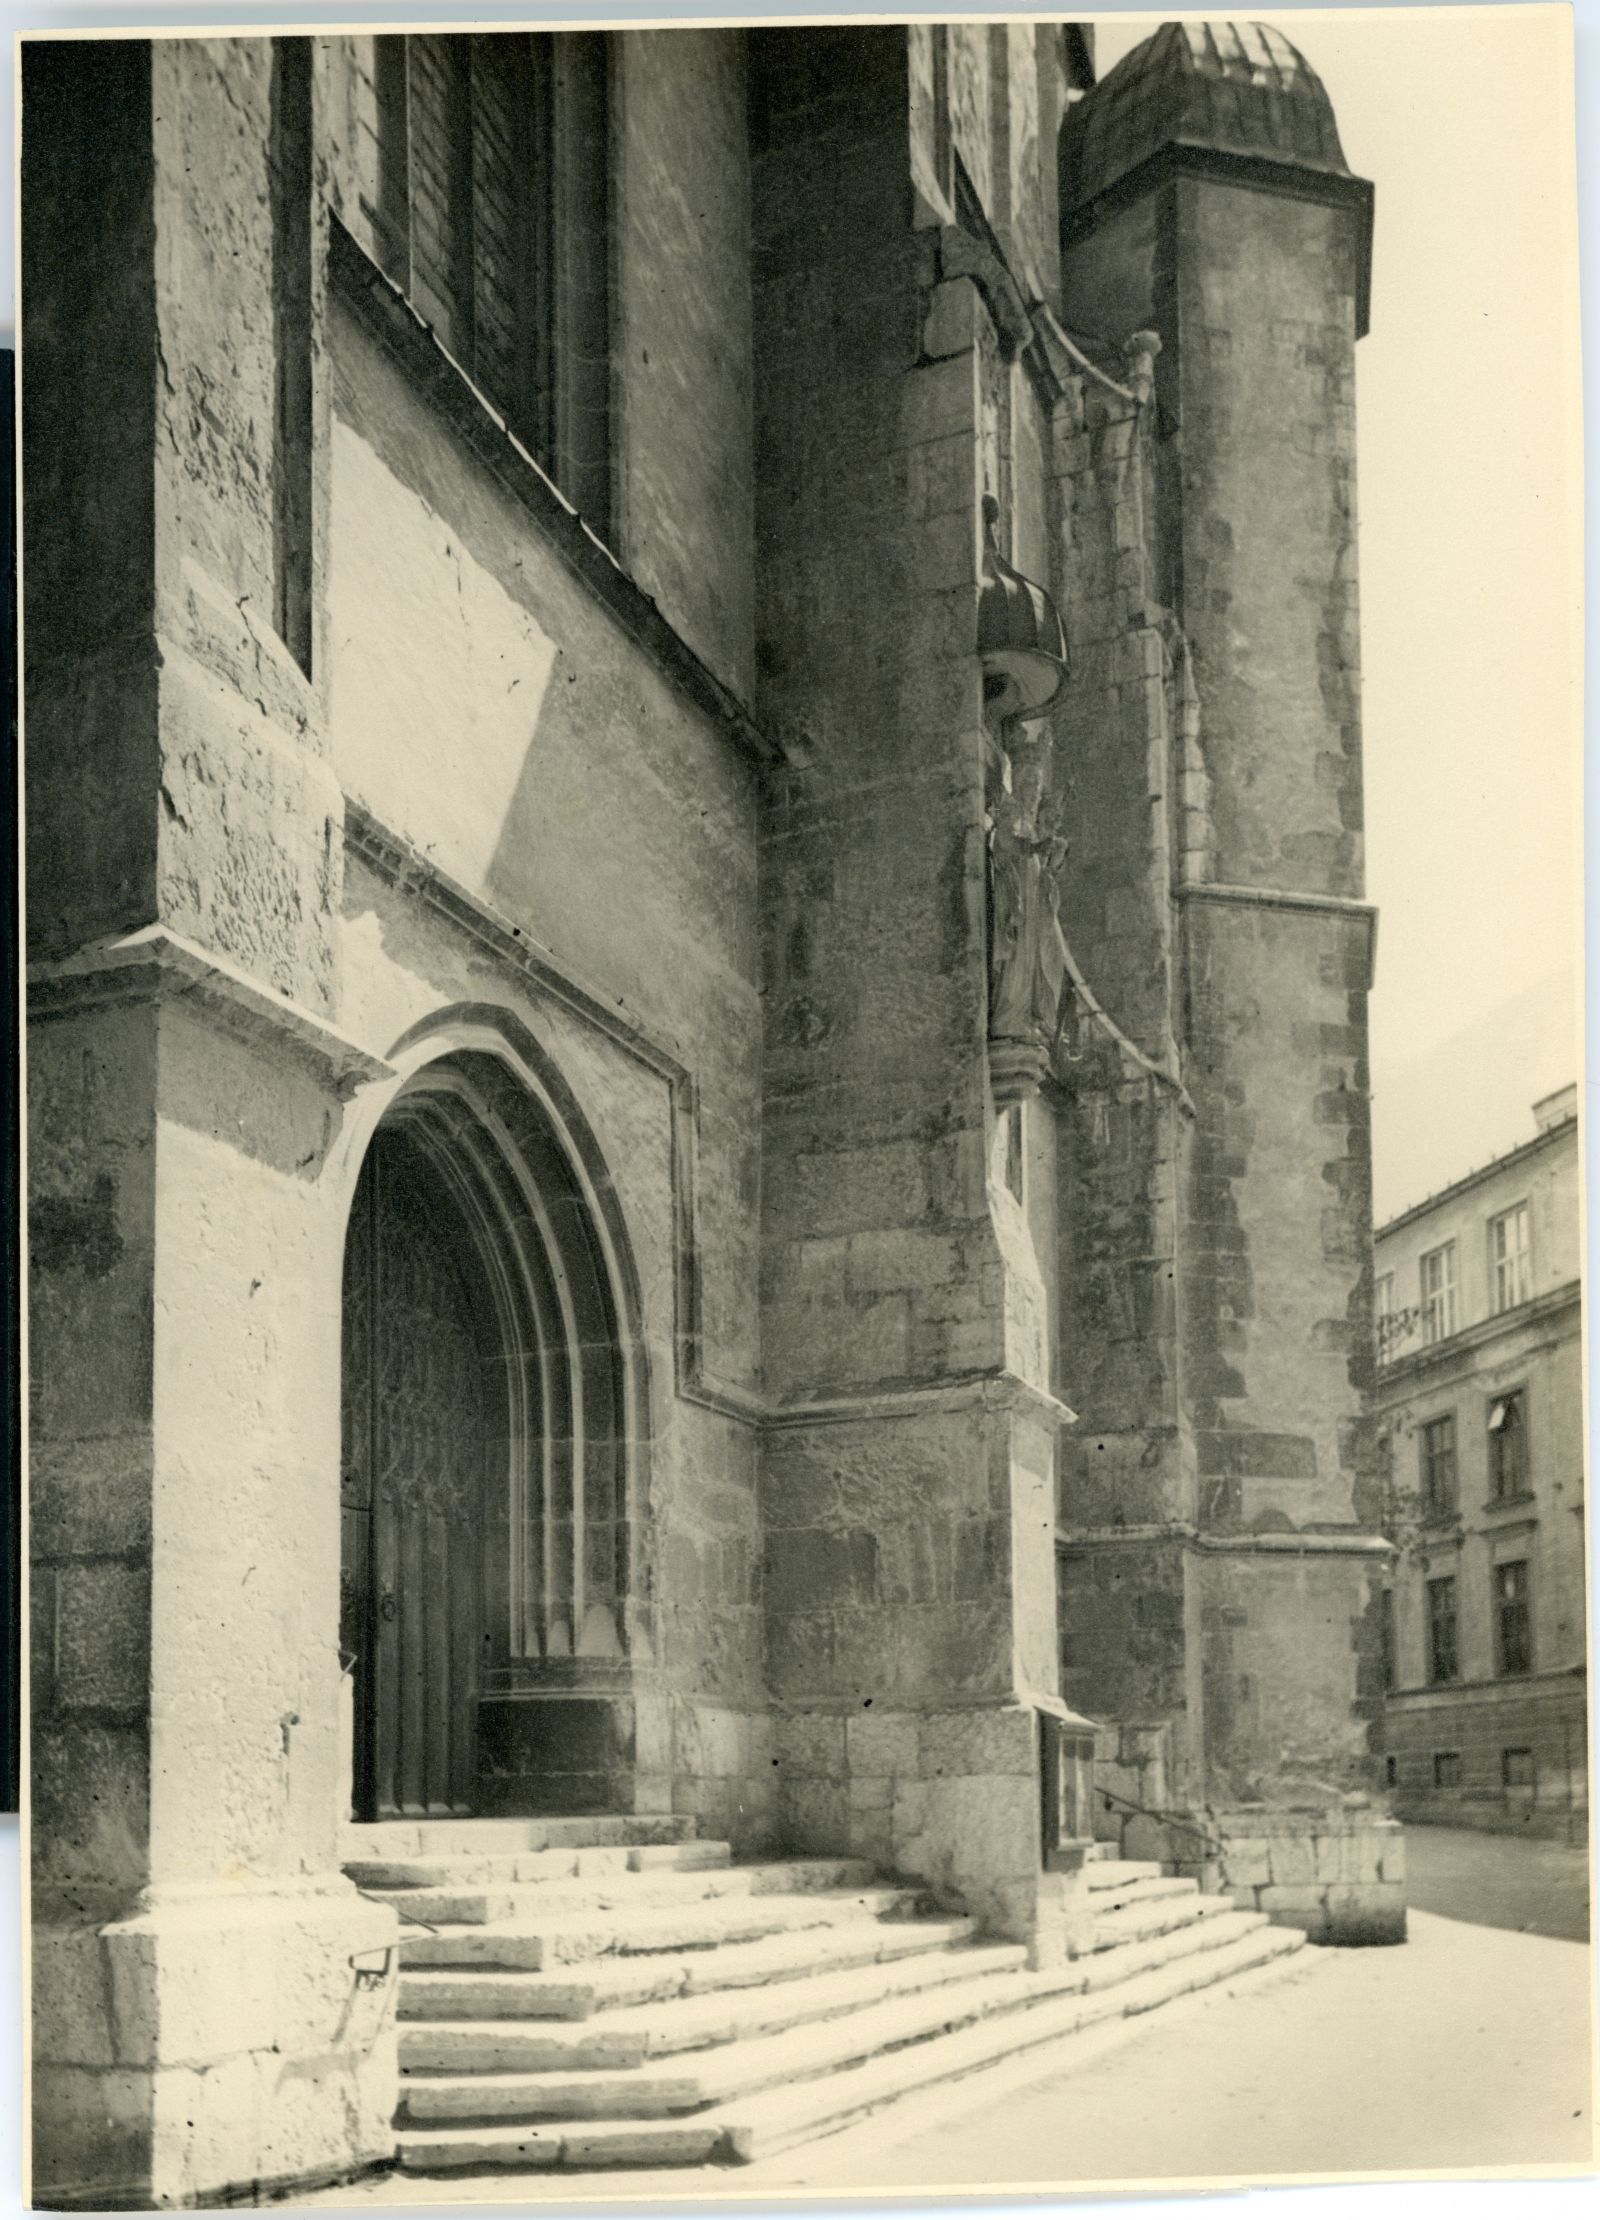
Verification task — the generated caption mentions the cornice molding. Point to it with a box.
[1375,1279,1582,1388]
[1058,1521,1393,1559]
[1177,880,1379,988]
[770,1371,1077,1434]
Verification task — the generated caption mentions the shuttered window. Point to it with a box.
[372,32,611,531]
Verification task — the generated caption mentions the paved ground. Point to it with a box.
[1403,1821,1591,1942]
[315,1907,1595,2208]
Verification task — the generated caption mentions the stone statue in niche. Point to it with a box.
[988,734,1070,1069]
[977,495,1070,1107]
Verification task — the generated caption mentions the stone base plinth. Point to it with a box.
[774,1700,1094,1968]
[31,1880,399,2208]
[1173,1805,1407,1947]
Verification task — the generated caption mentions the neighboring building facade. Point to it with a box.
[26,21,1397,2205]
[1374,1087,1588,1836]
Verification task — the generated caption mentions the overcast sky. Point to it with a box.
[1095,6,1584,1219]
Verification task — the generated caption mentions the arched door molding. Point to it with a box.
[334,1006,652,1818]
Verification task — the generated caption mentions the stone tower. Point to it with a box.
[1052,23,1393,1867]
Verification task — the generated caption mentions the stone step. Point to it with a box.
[393,1923,1308,2170]
[364,1855,867,1931]
[342,1814,695,1861]
[1076,1905,1274,1993]
[349,1841,733,1891]
[708,1923,1309,2165]
[397,1956,1056,2122]
[399,1911,979,2021]
[399,1939,1027,2072]
[1082,1875,1198,1914]
[1090,1892,1237,1952]
[1084,1859,1164,1892]
[398,1879,919,1973]
[396,1913,1281,2128]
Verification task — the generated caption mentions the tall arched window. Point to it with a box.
[369,31,612,530]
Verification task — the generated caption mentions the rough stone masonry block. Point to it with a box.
[52,1561,150,1711]
[846,1706,919,1778]
[917,1703,1037,1780]
[154,649,340,1014]
[773,1709,847,1780]
[1268,1834,1318,1888]
[31,1926,121,2070]
[1258,1884,1330,1917]
[32,2062,151,2211]
[892,1770,1038,1920]
[1223,1839,1271,1891]
[33,1886,399,2206]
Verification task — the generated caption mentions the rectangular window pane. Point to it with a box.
[1420,1243,1457,1344]
[1433,1751,1461,1789]
[1380,1587,1395,1691]
[1421,1413,1457,1520]
[1502,1746,1535,1789]
[1494,1559,1532,1676]
[1426,1575,1458,1683]
[1488,1388,1527,1500]
[1490,1202,1532,1314]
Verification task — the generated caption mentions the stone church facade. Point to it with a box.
[26,20,1400,2206]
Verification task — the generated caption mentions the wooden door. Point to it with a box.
[341,1127,501,1819]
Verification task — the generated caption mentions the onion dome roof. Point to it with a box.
[1062,20,1351,213]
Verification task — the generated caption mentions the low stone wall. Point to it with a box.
[1182,1806,1407,1946]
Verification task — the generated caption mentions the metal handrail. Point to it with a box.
[353,1887,441,1935]
[1096,1784,1224,1861]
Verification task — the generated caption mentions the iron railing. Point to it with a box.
[1095,1783,1224,1861]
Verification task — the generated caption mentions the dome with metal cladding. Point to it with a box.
[1061,21,1352,214]
[977,497,1067,722]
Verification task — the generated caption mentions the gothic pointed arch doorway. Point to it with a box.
[339,1046,638,1821]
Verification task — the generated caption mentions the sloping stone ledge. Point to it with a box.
[27,926,395,1097]
[326,215,786,773]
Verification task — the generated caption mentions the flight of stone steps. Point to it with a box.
[344,1813,1308,2174]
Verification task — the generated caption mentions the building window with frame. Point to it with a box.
[1419,1241,1457,1344]
[1375,1271,1396,1358]
[1433,1750,1462,1789]
[1487,1388,1529,1501]
[370,31,613,529]
[1384,1753,1398,1788]
[1493,1558,1532,1677]
[1420,1412,1457,1522]
[1489,1200,1532,1314]
[1380,1586,1395,1691]
[1425,1575,1458,1684]
[1502,1746,1536,1790]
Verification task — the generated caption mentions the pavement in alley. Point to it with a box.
[314,1874,1595,2208]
